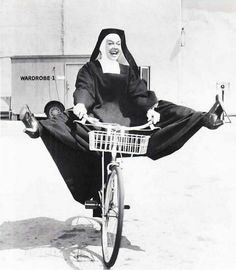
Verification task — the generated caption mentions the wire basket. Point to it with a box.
[89,130,150,155]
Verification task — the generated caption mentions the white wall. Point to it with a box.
[181,0,236,113]
[63,0,181,101]
[0,0,62,100]
[0,0,62,55]
[0,0,181,103]
[1,0,235,113]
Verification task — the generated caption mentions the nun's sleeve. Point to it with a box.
[73,63,95,110]
[128,68,158,112]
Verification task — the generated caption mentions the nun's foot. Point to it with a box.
[24,128,40,138]
[203,95,224,130]
[19,105,39,138]
[208,94,224,116]
[203,113,224,129]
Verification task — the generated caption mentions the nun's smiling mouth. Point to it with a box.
[109,48,120,57]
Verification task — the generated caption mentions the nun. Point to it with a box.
[20,28,225,207]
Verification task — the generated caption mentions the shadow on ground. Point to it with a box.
[0,216,144,269]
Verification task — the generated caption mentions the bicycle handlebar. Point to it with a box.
[74,114,160,131]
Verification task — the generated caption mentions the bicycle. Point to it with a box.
[74,115,159,268]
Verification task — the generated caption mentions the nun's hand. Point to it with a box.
[73,103,87,119]
[146,108,160,124]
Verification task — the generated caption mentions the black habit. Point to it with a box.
[38,57,205,204]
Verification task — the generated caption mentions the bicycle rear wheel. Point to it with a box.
[101,165,124,268]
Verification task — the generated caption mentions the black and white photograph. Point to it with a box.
[0,0,236,269]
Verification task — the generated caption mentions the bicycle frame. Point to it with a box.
[100,141,121,216]
[74,115,160,215]
[74,115,160,267]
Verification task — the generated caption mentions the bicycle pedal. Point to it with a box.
[84,200,99,209]
[124,205,130,210]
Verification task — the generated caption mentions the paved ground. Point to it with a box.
[0,119,236,270]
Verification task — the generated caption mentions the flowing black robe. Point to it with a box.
[39,61,205,204]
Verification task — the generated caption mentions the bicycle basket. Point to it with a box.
[89,130,150,155]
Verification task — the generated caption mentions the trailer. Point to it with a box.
[11,55,90,119]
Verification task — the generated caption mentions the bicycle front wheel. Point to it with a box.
[101,165,124,268]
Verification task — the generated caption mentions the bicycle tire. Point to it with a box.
[101,165,124,268]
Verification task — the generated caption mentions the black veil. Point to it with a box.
[90,28,140,78]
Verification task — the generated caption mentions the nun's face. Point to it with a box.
[104,34,121,61]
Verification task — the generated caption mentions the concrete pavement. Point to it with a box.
[0,119,236,270]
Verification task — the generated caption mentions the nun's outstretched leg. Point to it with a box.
[147,95,225,160]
